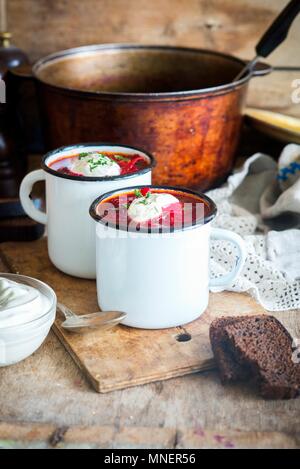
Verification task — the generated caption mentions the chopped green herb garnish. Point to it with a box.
[134,189,142,198]
[113,154,130,162]
[133,189,152,205]
[78,152,91,159]
[83,153,113,171]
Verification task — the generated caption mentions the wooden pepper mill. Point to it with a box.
[0,31,28,69]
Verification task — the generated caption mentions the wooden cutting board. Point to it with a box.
[0,238,267,393]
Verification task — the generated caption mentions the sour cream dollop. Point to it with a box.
[71,152,121,177]
[128,192,180,223]
[0,277,51,328]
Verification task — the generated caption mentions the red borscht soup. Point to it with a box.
[95,188,212,231]
[49,151,149,178]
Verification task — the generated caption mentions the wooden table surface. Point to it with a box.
[1,119,300,448]
[0,257,300,449]
[2,0,300,447]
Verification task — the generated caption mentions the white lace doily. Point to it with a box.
[207,152,300,312]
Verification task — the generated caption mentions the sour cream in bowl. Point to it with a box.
[0,273,56,366]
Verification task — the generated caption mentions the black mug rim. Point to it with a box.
[41,142,155,182]
[89,185,218,234]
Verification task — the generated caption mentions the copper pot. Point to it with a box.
[29,44,270,190]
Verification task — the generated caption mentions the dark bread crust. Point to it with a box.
[209,315,300,400]
[224,316,300,400]
[209,316,251,383]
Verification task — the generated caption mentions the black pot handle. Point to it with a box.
[256,0,300,58]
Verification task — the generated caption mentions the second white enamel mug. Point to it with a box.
[19,144,154,279]
[90,186,247,329]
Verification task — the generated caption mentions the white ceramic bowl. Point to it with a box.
[0,273,57,366]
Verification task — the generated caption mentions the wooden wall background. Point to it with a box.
[6,0,300,114]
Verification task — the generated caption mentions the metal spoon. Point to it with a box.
[57,302,126,333]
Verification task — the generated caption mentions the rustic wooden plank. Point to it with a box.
[0,238,272,393]
[177,428,300,449]
[0,421,175,449]
[1,329,299,428]
[8,0,300,66]
[0,421,299,449]
[248,71,300,117]
[0,317,299,441]
[0,236,299,450]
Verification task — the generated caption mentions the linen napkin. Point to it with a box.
[207,144,300,311]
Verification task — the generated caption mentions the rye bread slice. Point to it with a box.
[224,315,300,400]
[209,316,252,383]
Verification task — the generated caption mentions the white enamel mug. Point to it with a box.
[90,186,247,329]
[19,144,154,279]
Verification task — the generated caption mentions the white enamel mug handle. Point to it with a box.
[209,228,246,289]
[19,169,47,225]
